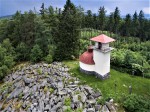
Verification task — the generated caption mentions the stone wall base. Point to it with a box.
[80,67,110,80]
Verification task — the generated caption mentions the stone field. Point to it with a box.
[0,62,117,112]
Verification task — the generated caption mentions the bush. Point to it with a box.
[111,49,149,77]
[131,63,143,75]
[44,54,53,64]
[49,88,54,94]
[64,97,71,106]
[30,44,43,62]
[111,49,125,67]
[97,97,105,105]
[144,73,150,78]
[64,107,72,112]
[75,108,83,112]
[0,42,15,80]
[44,86,48,93]
[16,42,29,61]
[123,94,150,112]
[36,68,42,75]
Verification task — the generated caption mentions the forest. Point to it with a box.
[0,0,150,111]
[0,0,150,80]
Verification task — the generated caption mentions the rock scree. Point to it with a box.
[0,62,117,112]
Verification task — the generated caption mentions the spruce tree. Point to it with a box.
[114,7,120,34]
[30,44,43,62]
[108,13,114,36]
[98,6,106,31]
[93,13,98,29]
[124,14,132,36]
[16,42,29,61]
[132,11,139,37]
[40,3,45,19]
[54,0,80,60]
[138,10,145,40]
[85,10,93,28]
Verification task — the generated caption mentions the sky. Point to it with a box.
[0,0,150,18]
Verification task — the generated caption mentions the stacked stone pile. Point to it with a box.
[0,62,117,112]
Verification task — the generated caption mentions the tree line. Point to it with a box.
[81,7,150,40]
[0,0,80,79]
[0,0,150,79]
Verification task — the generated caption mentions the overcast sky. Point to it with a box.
[0,0,150,17]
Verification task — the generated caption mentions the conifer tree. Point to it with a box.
[30,44,43,62]
[40,3,45,18]
[132,11,139,37]
[93,13,98,29]
[54,0,80,60]
[114,7,121,34]
[124,14,132,36]
[98,6,106,31]
[108,13,114,36]
[85,10,93,28]
[138,10,145,40]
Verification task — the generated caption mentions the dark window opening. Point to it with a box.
[98,42,102,49]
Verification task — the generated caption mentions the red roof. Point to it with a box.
[90,34,115,43]
[79,51,95,65]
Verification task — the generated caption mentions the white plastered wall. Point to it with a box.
[79,62,95,72]
[93,50,110,76]
[102,43,109,49]
[95,42,98,48]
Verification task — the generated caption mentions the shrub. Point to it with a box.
[75,108,83,112]
[111,49,149,77]
[44,86,48,93]
[0,44,15,80]
[144,73,150,78]
[36,68,42,75]
[30,44,43,62]
[44,54,53,64]
[64,107,72,112]
[123,94,150,112]
[78,95,81,101]
[16,42,29,61]
[64,97,71,106]
[97,97,105,105]
[49,88,54,94]
[131,63,143,75]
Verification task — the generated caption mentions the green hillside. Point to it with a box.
[64,60,150,111]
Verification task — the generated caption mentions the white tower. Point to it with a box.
[90,34,115,79]
[79,34,115,79]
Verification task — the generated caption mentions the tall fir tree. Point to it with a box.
[132,11,139,37]
[98,6,106,31]
[76,6,84,28]
[114,7,121,35]
[85,10,93,28]
[138,10,145,40]
[93,13,98,29]
[20,10,36,46]
[54,0,80,60]
[108,12,114,36]
[124,14,132,36]
[39,3,45,19]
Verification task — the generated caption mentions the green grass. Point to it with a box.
[63,60,150,103]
